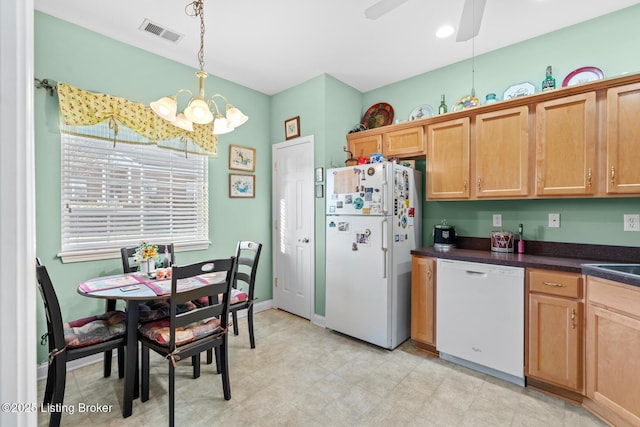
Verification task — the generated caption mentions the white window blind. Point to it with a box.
[60,134,209,262]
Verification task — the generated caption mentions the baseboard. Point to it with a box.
[311,313,325,328]
[37,298,274,380]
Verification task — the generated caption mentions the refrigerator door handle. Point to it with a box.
[381,219,388,279]
[382,163,388,214]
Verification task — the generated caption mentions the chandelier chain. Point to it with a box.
[186,0,206,72]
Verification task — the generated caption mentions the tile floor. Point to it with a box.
[38,309,607,426]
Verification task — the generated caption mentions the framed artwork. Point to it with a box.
[229,173,255,198]
[229,145,256,172]
[284,116,300,140]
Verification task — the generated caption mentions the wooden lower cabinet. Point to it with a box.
[526,269,584,395]
[585,276,640,427]
[411,255,436,353]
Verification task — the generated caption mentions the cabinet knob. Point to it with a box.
[587,168,592,188]
[571,308,576,329]
[477,177,482,192]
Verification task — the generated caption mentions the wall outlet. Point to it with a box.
[493,214,502,227]
[624,214,640,231]
[548,213,560,228]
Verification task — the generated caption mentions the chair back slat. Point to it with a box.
[173,304,224,329]
[36,264,68,352]
[234,241,262,300]
[168,257,236,351]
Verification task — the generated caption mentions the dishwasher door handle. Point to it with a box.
[465,270,488,278]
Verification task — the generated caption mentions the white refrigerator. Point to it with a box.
[325,162,421,349]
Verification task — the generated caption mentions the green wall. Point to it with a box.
[269,75,361,315]
[34,12,273,363]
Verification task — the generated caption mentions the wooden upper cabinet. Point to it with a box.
[384,126,425,158]
[426,118,470,199]
[535,92,597,196]
[475,106,529,198]
[606,82,640,194]
[348,134,382,159]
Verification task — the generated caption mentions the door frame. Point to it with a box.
[271,135,315,319]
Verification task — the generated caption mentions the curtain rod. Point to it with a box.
[34,78,57,96]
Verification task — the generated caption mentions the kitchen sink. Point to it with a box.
[584,264,640,277]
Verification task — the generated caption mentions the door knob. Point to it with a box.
[298,237,310,243]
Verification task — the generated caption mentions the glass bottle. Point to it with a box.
[438,94,448,114]
[542,66,556,92]
[517,223,525,254]
[485,93,497,104]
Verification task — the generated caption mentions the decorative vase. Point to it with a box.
[140,258,156,276]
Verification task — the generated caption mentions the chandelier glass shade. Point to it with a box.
[150,0,248,135]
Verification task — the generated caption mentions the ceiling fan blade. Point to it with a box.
[364,0,409,20]
[456,0,487,42]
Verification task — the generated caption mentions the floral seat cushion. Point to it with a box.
[63,311,126,348]
[193,288,248,307]
[139,317,223,346]
[137,300,198,323]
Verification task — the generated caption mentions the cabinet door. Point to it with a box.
[411,256,436,346]
[348,134,382,159]
[606,82,640,194]
[528,294,582,392]
[384,127,425,158]
[426,118,470,199]
[475,106,529,198]
[535,92,596,196]
[586,277,640,426]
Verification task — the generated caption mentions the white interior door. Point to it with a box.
[272,135,314,319]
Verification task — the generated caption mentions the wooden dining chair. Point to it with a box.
[137,257,236,427]
[229,241,262,348]
[36,262,127,427]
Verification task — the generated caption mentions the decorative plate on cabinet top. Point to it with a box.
[503,82,535,100]
[408,104,434,121]
[451,95,480,112]
[562,66,604,87]
[361,102,394,129]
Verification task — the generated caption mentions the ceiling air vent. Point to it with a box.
[139,19,184,43]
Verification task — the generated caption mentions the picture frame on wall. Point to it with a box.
[229,173,255,198]
[229,145,256,172]
[284,116,300,140]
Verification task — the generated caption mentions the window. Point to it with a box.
[60,134,209,262]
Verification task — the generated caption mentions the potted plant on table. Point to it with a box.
[135,242,158,277]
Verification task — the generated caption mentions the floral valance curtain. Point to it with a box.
[57,83,217,156]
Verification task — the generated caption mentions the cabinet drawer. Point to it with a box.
[528,269,583,298]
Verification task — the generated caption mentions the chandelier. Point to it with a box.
[150,0,248,134]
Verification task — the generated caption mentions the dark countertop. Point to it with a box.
[412,237,640,288]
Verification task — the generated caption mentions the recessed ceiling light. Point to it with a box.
[436,25,455,38]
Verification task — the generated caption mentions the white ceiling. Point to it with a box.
[34,0,639,95]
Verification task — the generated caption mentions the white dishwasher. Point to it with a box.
[436,259,525,386]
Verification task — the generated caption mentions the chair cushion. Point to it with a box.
[193,288,248,307]
[64,311,126,348]
[230,288,248,305]
[138,300,198,323]
[139,317,222,347]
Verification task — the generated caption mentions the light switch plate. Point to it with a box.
[493,214,502,227]
[548,213,560,228]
